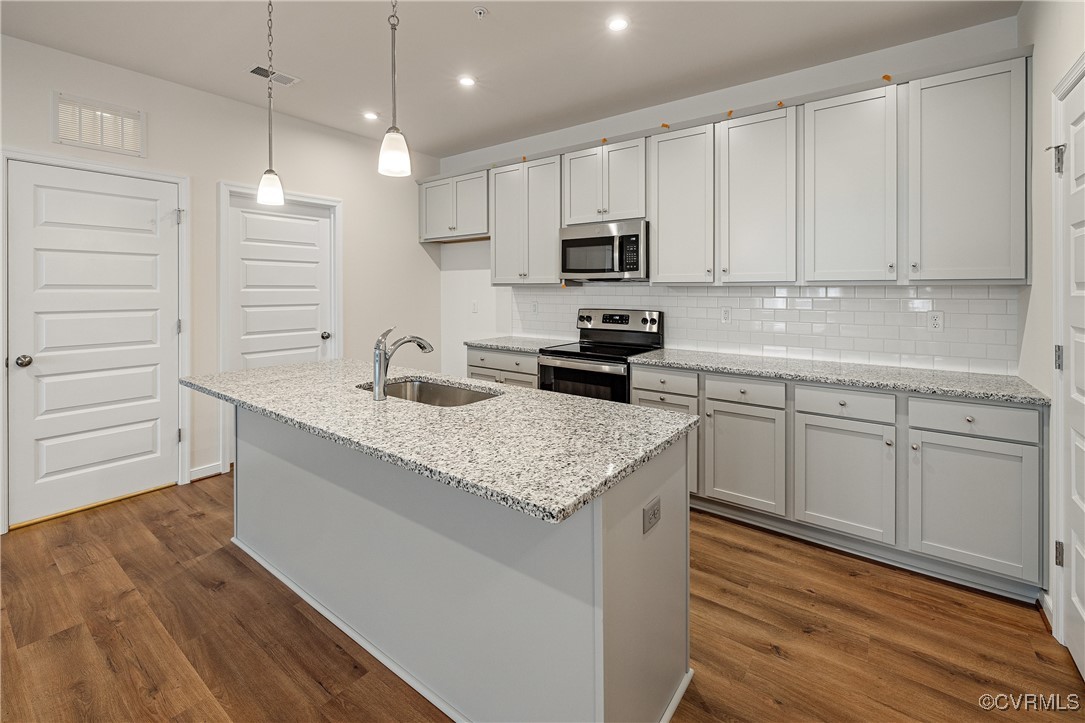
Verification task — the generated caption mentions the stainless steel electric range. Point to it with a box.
[538,308,663,404]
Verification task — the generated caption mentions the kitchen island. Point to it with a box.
[182,360,698,722]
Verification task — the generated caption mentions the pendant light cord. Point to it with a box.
[266,0,275,169]
[388,0,399,132]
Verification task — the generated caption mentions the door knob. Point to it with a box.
[14,355,33,367]
[321,331,332,340]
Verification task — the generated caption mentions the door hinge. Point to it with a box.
[175,208,186,224]
[1055,344,1064,371]
[178,428,182,443]
[1055,540,1064,567]
[177,319,182,334]
[1045,144,1067,175]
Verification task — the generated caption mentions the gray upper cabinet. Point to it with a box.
[803,87,898,282]
[420,170,488,241]
[490,156,561,285]
[562,138,645,226]
[716,108,797,284]
[907,58,1026,281]
[648,124,715,284]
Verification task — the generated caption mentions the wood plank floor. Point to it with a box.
[2,473,1081,722]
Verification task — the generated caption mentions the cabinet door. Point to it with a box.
[602,138,646,221]
[908,429,1039,581]
[421,179,454,240]
[704,400,785,515]
[795,413,896,543]
[452,171,488,237]
[632,389,699,493]
[803,87,897,282]
[648,126,714,284]
[563,147,602,225]
[490,164,525,284]
[524,156,561,284]
[467,366,501,384]
[717,109,796,283]
[908,59,1025,280]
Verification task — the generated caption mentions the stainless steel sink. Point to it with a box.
[361,380,499,407]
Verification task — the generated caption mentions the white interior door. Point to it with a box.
[7,160,180,525]
[1056,64,1085,680]
[225,196,335,370]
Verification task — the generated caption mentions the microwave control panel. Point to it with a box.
[618,235,640,271]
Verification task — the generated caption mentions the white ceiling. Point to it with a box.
[1,1,1022,158]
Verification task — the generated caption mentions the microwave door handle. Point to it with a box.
[613,239,621,274]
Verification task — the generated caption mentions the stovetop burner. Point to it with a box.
[540,308,664,361]
[541,341,657,363]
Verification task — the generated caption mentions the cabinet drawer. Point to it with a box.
[466,349,538,375]
[795,385,895,424]
[631,367,698,396]
[909,398,1038,444]
[705,375,785,409]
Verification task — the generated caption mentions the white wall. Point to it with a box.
[1016,1,1085,396]
[436,18,1023,372]
[2,36,441,476]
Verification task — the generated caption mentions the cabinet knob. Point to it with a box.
[602,208,609,213]
[888,263,895,271]
[706,269,711,274]
[596,209,602,214]
[659,378,666,384]
[911,262,919,271]
[912,443,920,451]
[479,357,485,361]
[965,416,975,424]
[739,388,747,394]
[721,268,728,274]
[838,400,847,407]
[659,395,666,401]
[515,361,520,366]
[885,439,894,447]
[706,411,712,417]
[448,225,454,231]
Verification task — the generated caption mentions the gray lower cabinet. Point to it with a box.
[631,388,699,493]
[704,399,786,515]
[908,416,1040,583]
[794,413,896,544]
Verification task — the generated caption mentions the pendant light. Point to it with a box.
[378,0,412,177]
[257,0,285,205]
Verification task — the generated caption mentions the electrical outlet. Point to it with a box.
[642,496,661,534]
[530,301,539,314]
[471,300,479,314]
[926,311,944,332]
[720,307,731,324]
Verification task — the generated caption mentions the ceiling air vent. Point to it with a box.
[249,66,302,87]
[52,92,146,157]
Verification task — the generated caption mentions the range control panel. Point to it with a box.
[576,309,662,331]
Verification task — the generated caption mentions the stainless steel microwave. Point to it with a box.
[559,219,648,282]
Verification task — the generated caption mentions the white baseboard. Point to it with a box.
[190,463,227,482]
[661,668,694,723]
[231,537,468,723]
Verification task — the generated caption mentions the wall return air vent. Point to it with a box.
[52,92,146,157]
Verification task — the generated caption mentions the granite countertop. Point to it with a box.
[630,349,1048,406]
[464,336,572,353]
[181,360,697,524]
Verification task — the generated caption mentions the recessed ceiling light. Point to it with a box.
[363,111,379,121]
[607,16,629,32]
[458,75,477,87]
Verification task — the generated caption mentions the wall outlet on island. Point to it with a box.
[926,310,944,332]
[720,307,731,324]
[643,496,661,534]
[471,300,479,314]
[530,301,539,314]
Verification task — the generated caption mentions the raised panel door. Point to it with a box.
[563,147,602,225]
[704,400,786,515]
[524,156,561,284]
[603,138,646,221]
[908,59,1025,280]
[804,87,897,282]
[908,429,1039,581]
[489,164,525,284]
[649,126,714,284]
[717,108,796,283]
[795,413,896,543]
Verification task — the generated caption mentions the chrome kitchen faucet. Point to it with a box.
[373,327,434,400]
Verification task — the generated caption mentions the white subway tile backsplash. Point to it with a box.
[511,284,1019,374]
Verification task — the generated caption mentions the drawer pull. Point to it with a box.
[479,357,485,362]
[912,443,920,451]
[885,439,894,447]
[514,361,520,366]
[659,395,666,401]
[739,388,747,394]
[659,378,666,384]
[965,415,975,424]
[838,400,847,407]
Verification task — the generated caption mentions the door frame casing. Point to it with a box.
[1,148,193,535]
[216,182,344,471]
[1046,52,1085,645]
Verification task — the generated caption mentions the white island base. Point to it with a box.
[232,408,693,722]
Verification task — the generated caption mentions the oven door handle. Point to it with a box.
[538,355,628,376]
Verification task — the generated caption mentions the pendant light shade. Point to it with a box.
[257,1,285,205]
[378,0,411,177]
[257,169,285,205]
[378,130,411,177]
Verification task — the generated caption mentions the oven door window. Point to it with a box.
[540,363,628,403]
[561,237,615,275]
